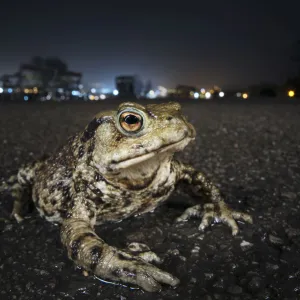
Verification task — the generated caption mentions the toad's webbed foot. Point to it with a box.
[176,201,252,235]
[107,248,178,291]
[62,219,179,292]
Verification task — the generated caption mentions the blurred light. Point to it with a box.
[236,92,242,97]
[147,90,156,99]
[219,91,225,97]
[46,95,51,100]
[57,88,64,93]
[242,93,248,99]
[94,96,99,100]
[288,90,295,97]
[101,88,111,94]
[0,87,3,93]
[157,86,168,97]
[194,92,200,99]
[200,88,205,94]
[205,92,211,99]
[100,94,106,100]
[72,90,80,96]
[78,84,83,89]
[91,88,96,93]
[24,96,29,101]
[8,88,13,93]
[113,89,119,96]
[89,95,95,100]
[33,87,38,94]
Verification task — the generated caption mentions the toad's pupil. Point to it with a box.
[124,115,140,124]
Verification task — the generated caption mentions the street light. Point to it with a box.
[288,90,295,97]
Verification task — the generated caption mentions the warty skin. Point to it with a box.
[6,101,252,292]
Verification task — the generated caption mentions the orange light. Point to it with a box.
[288,90,295,97]
[242,93,248,99]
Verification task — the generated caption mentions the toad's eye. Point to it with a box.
[119,112,143,132]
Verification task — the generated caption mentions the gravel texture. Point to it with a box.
[0,98,300,300]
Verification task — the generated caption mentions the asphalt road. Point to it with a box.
[0,98,300,300]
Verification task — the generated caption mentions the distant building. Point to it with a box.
[18,64,82,91]
[51,70,82,91]
[1,73,19,88]
[19,64,44,88]
[1,58,82,98]
[115,75,143,98]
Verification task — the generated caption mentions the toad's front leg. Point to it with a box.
[61,218,179,292]
[174,161,253,235]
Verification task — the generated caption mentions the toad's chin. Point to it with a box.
[109,136,194,171]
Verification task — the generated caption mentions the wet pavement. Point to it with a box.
[0,98,300,300]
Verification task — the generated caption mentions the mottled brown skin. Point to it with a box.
[8,102,252,292]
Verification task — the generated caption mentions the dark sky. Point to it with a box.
[1,0,300,89]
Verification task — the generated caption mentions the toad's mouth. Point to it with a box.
[110,135,194,170]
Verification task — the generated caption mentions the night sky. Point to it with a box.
[1,1,300,90]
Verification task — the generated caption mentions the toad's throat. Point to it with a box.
[110,136,193,170]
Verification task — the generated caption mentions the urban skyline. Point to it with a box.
[1,1,300,89]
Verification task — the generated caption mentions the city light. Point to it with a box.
[147,90,156,99]
[200,88,205,94]
[236,92,242,97]
[72,90,80,96]
[194,92,200,99]
[288,90,295,97]
[219,91,225,97]
[8,88,13,93]
[113,89,119,96]
[0,87,3,93]
[91,88,96,93]
[100,94,106,100]
[33,87,38,94]
[24,96,29,101]
[89,95,95,100]
[205,91,211,99]
[157,86,168,97]
[242,93,248,99]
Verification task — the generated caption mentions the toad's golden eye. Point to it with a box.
[119,112,143,132]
